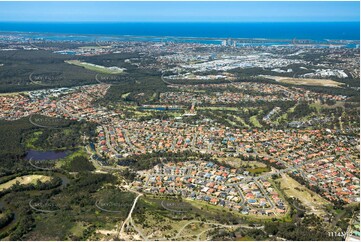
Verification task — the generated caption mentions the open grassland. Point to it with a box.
[250,115,263,128]
[231,115,251,128]
[246,166,270,174]
[65,60,124,74]
[261,75,343,87]
[276,174,332,217]
[0,175,52,191]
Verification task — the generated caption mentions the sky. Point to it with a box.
[0,1,359,23]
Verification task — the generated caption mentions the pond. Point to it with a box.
[25,150,70,161]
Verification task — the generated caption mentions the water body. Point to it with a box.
[0,22,359,40]
[25,149,69,161]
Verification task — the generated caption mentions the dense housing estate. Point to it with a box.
[0,80,359,209]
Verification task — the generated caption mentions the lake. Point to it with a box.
[25,150,70,161]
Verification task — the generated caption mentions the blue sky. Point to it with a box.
[0,1,359,22]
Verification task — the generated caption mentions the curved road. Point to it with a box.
[118,192,145,240]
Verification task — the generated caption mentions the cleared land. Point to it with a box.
[0,175,52,191]
[277,174,331,216]
[260,75,343,87]
[65,60,124,74]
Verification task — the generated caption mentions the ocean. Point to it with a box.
[0,22,359,41]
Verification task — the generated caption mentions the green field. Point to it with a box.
[250,115,262,128]
[230,115,251,128]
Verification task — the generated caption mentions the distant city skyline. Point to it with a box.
[0,1,359,23]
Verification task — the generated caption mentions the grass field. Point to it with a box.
[227,114,251,128]
[233,116,251,128]
[246,166,270,174]
[65,60,124,74]
[0,175,52,191]
[276,174,331,216]
[261,75,343,87]
[250,115,263,128]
